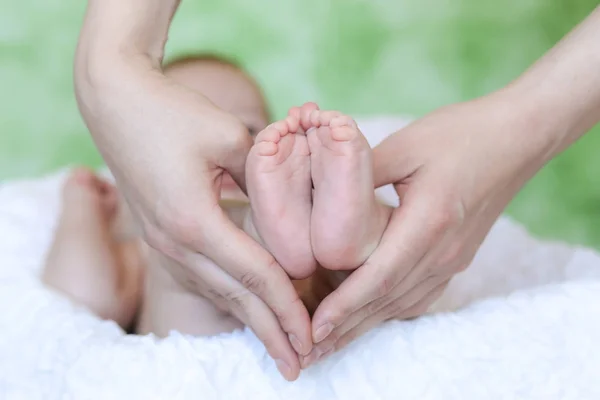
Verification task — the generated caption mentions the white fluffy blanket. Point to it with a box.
[1,118,600,399]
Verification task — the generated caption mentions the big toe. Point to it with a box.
[63,168,97,199]
[63,168,117,218]
[298,102,320,131]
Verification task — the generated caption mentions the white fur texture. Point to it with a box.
[1,118,599,399]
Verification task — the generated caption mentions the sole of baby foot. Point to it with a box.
[246,118,317,279]
[307,111,392,270]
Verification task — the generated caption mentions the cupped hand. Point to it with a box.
[74,14,311,382]
[303,88,555,365]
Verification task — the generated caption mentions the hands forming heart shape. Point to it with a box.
[243,102,393,365]
[76,0,600,381]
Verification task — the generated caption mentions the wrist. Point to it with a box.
[504,7,600,162]
[503,74,599,169]
[74,0,180,117]
[495,83,567,168]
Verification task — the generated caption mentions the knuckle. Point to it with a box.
[423,263,450,281]
[431,208,455,234]
[182,277,198,292]
[376,277,395,298]
[437,245,476,276]
[264,255,283,274]
[224,120,252,150]
[205,288,224,303]
[366,297,386,316]
[141,222,184,261]
[429,200,462,235]
[158,210,206,249]
[272,295,303,329]
[223,289,252,314]
[440,242,464,267]
[240,271,267,296]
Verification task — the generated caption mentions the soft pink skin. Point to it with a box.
[246,116,317,280]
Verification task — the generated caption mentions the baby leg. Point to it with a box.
[42,169,144,330]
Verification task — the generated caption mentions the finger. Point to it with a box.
[367,273,444,318]
[159,174,313,360]
[197,210,313,356]
[395,281,448,320]
[310,274,442,358]
[332,281,448,353]
[371,124,418,188]
[222,132,253,195]
[381,227,469,305]
[311,192,441,343]
[155,168,312,362]
[181,250,302,381]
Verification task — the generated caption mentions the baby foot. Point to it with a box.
[305,110,392,270]
[43,168,143,329]
[62,168,118,222]
[246,118,317,279]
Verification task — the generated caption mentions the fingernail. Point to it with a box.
[275,359,292,380]
[314,322,333,343]
[288,334,303,355]
[306,127,316,134]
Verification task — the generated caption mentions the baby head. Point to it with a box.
[163,54,270,199]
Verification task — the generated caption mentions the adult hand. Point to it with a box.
[74,0,311,380]
[305,5,600,364]
[301,91,538,366]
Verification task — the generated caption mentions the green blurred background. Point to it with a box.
[1,1,599,247]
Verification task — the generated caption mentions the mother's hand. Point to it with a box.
[303,89,556,365]
[74,0,311,380]
[304,5,600,365]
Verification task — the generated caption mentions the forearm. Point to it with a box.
[78,0,180,68]
[509,6,600,161]
[74,0,182,144]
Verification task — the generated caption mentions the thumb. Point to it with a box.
[372,125,418,188]
[220,123,254,195]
